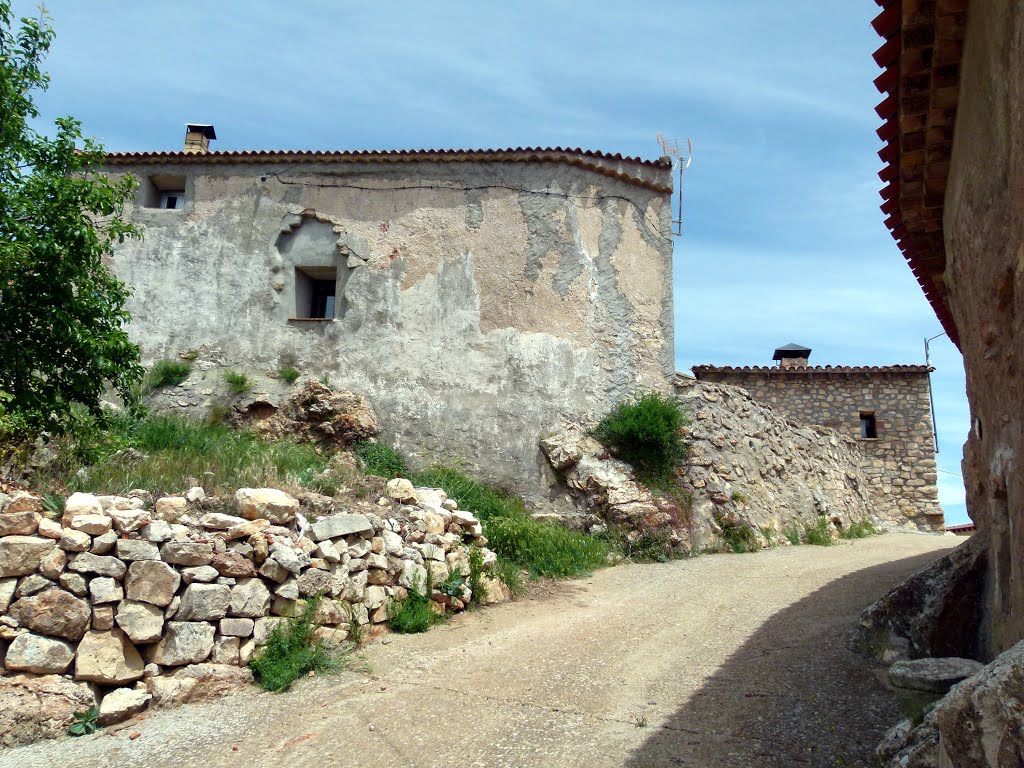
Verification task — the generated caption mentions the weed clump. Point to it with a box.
[388,574,445,634]
[278,366,300,385]
[718,518,759,554]
[783,524,803,545]
[594,392,688,484]
[354,440,407,479]
[145,359,191,391]
[249,596,345,692]
[224,370,254,395]
[840,519,882,539]
[804,516,834,546]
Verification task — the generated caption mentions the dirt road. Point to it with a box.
[2,532,957,768]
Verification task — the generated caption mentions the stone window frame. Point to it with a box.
[859,411,879,440]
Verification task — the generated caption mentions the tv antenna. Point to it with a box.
[657,134,693,236]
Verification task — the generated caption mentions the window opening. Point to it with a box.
[293,266,340,320]
[860,412,878,439]
[159,191,184,210]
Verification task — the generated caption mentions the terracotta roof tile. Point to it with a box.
[690,364,933,375]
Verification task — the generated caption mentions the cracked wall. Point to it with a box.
[105,159,674,506]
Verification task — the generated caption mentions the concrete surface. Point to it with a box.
[0,533,957,768]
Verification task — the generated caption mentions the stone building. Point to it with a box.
[99,128,675,504]
[692,343,943,530]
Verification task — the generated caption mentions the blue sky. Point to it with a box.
[15,0,970,524]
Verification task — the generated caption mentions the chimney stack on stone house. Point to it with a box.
[183,123,217,154]
[772,342,812,369]
[692,343,944,530]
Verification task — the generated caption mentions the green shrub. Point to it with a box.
[145,359,192,391]
[493,558,525,597]
[67,707,98,736]
[601,526,675,563]
[840,519,882,539]
[354,440,407,479]
[783,524,803,545]
[249,596,345,692]
[224,370,254,395]
[388,572,445,634]
[718,518,759,554]
[804,516,834,546]
[594,393,688,482]
[279,367,300,385]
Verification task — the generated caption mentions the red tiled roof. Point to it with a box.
[691,364,933,375]
[872,0,969,348]
[102,147,673,193]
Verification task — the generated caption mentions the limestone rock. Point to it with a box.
[97,687,152,726]
[64,492,102,519]
[5,633,74,674]
[182,565,219,584]
[185,486,206,503]
[161,541,214,566]
[234,488,299,525]
[4,491,44,515]
[177,583,231,621]
[57,528,91,553]
[115,539,160,561]
[115,600,165,643]
[38,547,65,580]
[75,629,145,685]
[68,551,126,579]
[222,518,271,541]
[229,578,271,618]
[220,617,255,637]
[200,512,247,530]
[69,514,112,535]
[478,574,512,605]
[889,657,985,694]
[153,496,188,522]
[0,535,56,577]
[90,529,118,555]
[125,560,181,607]
[0,674,96,747]
[386,478,418,504]
[310,513,373,542]
[151,622,215,666]
[108,508,151,534]
[89,576,124,605]
[15,573,52,598]
[147,663,252,709]
[9,588,90,640]
[247,380,377,448]
[253,617,286,645]
[0,579,15,612]
[212,551,256,578]
[268,541,309,574]
[141,520,174,543]
[36,518,62,540]
[0,510,40,537]
[92,605,115,630]
[58,572,87,597]
[211,635,240,665]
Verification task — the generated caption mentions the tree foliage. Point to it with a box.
[0,2,142,435]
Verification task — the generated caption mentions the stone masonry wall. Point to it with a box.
[0,484,505,745]
[692,369,943,531]
[674,377,886,545]
[100,156,674,508]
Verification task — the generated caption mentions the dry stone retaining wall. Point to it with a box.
[0,483,503,745]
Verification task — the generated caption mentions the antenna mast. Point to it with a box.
[656,134,693,237]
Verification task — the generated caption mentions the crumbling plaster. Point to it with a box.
[107,159,674,504]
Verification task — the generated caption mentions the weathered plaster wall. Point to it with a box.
[943,0,1024,657]
[105,159,674,505]
[692,370,943,530]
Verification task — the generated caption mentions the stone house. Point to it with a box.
[692,343,943,531]
[100,127,675,504]
[871,0,1023,662]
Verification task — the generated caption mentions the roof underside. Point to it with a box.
[102,147,673,194]
[872,0,968,348]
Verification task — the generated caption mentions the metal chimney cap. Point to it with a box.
[772,343,812,361]
[185,123,217,140]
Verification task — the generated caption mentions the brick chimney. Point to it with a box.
[773,343,812,368]
[184,123,217,154]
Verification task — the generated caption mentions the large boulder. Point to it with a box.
[176,583,231,621]
[245,380,377,448]
[228,578,271,618]
[310,513,373,542]
[889,657,985,694]
[5,633,75,674]
[234,488,299,525]
[8,588,91,641]
[74,629,145,685]
[125,560,181,606]
[151,621,215,666]
[0,535,55,577]
[115,600,165,643]
[0,674,97,747]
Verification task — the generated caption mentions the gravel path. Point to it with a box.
[2,532,956,768]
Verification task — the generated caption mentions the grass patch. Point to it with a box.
[33,411,334,498]
[783,524,803,545]
[354,440,407,479]
[224,370,254,395]
[411,464,609,579]
[493,558,525,597]
[594,392,688,484]
[249,596,348,692]
[388,573,446,633]
[840,519,882,539]
[804,516,834,546]
[731,490,750,504]
[718,518,759,554]
[145,359,191,391]
[600,526,676,563]
[278,367,300,385]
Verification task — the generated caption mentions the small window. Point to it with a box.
[860,412,878,439]
[159,191,184,210]
[294,267,338,320]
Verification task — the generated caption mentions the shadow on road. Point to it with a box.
[624,549,944,768]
